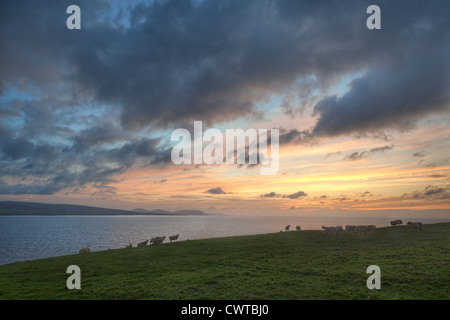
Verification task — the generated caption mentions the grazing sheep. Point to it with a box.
[156,236,166,244]
[296,226,301,231]
[137,239,149,247]
[407,221,423,232]
[356,225,367,235]
[322,226,337,234]
[345,225,356,234]
[79,246,90,254]
[285,225,291,231]
[169,234,179,242]
[151,236,166,245]
[336,225,344,233]
[390,219,403,226]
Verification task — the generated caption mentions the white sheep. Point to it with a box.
[137,239,149,247]
[79,246,90,254]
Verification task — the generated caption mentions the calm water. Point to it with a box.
[0,215,448,265]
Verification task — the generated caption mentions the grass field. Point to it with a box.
[0,222,449,300]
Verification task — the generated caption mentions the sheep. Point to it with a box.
[390,219,403,226]
[79,246,90,254]
[137,239,149,247]
[296,226,301,231]
[169,234,179,242]
[151,236,166,245]
[285,225,291,231]
[125,243,133,248]
[336,225,344,233]
[407,222,423,232]
[356,225,367,235]
[156,236,166,244]
[322,226,337,234]
[345,225,356,234]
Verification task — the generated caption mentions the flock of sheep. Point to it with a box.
[321,224,376,235]
[283,223,377,235]
[79,219,426,254]
[78,234,179,254]
[283,219,424,236]
[391,220,423,231]
[129,234,180,249]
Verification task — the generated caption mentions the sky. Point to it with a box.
[0,0,449,217]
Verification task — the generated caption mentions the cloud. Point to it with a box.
[279,129,314,145]
[325,151,341,159]
[204,187,228,195]
[0,130,170,194]
[281,2,449,143]
[311,25,450,139]
[424,186,445,196]
[345,151,368,161]
[1,0,449,196]
[343,144,393,161]
[260,190,308,199]
[6,0,449,134]
[360,191,374,197]
[283,191,308,199]
[260,191,281,198]
[403,185,450,200]
[428,174,447,179]
[70,121,128,152]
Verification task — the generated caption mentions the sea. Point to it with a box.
[0,214,448,265]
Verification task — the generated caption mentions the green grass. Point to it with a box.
[0,223,449,300]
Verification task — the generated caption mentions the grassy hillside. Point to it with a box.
[0,223,449,300]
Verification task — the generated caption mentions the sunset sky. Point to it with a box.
[1,0,449,217]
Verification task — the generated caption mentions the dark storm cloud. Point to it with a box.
[2,0,449,133]
[279,129,314,146]
[312,56,449,138]
[0,132,169,194]
[0,108,21,118]
[0,0,394,130]
[1,0,449,194]
[70,121,127,152]
[310,1,450,139]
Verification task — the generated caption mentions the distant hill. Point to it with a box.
[131,208,205,215]
[0,201,207,216]
[132,208,172,214]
